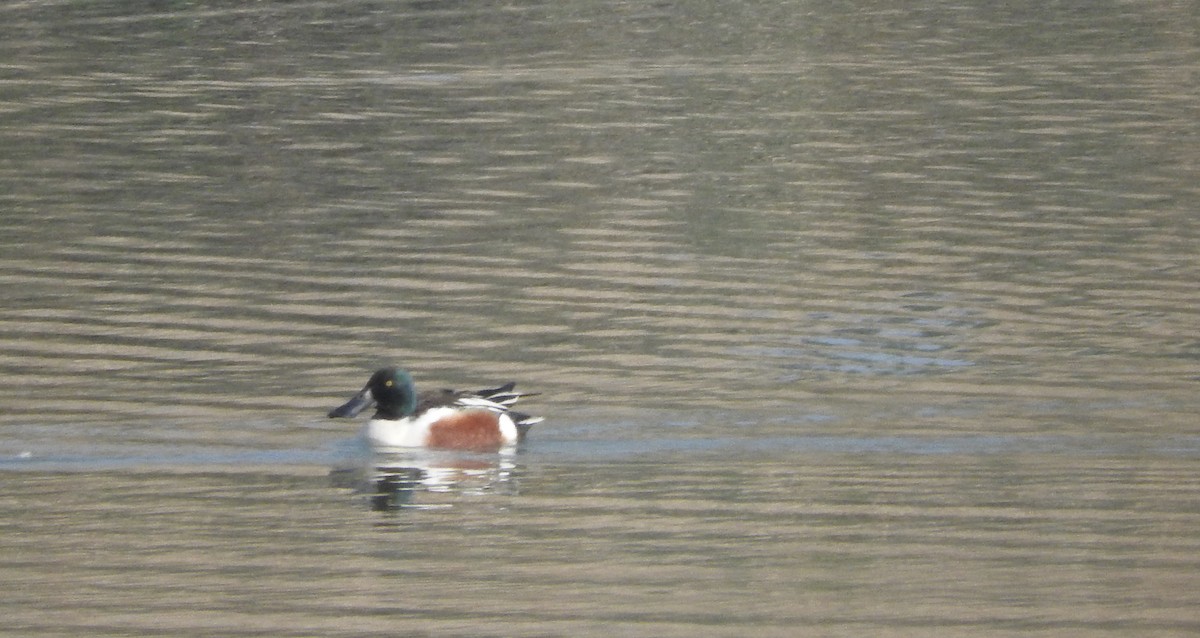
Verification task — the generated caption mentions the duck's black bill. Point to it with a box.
[328,387,374,418]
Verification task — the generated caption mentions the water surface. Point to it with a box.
[1,1,1198,635]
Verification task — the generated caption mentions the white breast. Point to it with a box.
[360,408,450,448]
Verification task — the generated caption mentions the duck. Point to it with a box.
[328,366,543,452]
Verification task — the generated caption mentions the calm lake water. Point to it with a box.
[2,1,1199,635]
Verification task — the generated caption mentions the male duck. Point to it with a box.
[328,366,543,452]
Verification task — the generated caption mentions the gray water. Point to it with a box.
[2,1,1199,635]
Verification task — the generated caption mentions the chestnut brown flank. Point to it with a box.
[425,411,504,451]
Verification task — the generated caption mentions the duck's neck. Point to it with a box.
[374,404,407,420]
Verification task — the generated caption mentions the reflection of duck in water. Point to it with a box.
[345,454,522,511]
[328,366,543,452]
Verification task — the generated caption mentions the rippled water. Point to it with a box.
[2,1,1199,635]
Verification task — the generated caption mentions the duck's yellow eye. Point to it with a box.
[385,380,393,387]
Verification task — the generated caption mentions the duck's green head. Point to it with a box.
[328,366,418,420]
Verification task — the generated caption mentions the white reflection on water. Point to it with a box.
[330,448,522,511]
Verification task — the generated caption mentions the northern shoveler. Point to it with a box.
[328,366,543,452]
